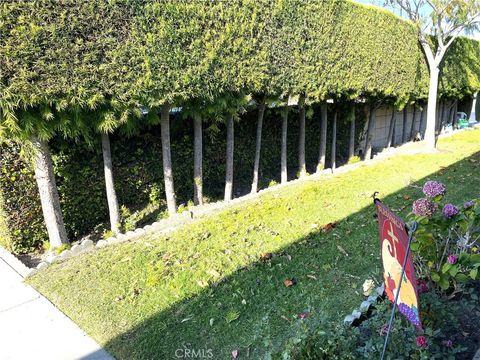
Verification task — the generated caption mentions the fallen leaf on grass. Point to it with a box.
[298,312,309,319]
[322,222,337,233]
[260,252,272,261]
[307,274,317,280]
[283,278,297,288]
[281,315,291,322]
[337,245,349,256]
[403,195,410,200]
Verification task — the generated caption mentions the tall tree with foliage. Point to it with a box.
[385,0,480,149]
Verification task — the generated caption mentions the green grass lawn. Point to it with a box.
[29,130,480,359]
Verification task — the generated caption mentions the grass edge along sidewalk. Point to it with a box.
[29,129,480,359]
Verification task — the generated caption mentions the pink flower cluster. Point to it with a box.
[412,198,438,217]
[416,335,428,348]
[422,181,446,198]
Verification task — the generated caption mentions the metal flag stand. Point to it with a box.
[380,219,418,360]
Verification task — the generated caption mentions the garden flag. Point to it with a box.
[375,200,422,329]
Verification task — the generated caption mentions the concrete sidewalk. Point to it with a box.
[0,255,114,360]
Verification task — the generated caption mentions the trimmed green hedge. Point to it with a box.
[0,0,479,252]
[1,0,479,126]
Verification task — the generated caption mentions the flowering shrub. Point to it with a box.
[409,180,480,291]
[283,290,475,359]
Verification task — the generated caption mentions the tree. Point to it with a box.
[385,0,480,149]
[298,95,307,177]
[251,99,266,194]
[31,136,69,248]
[281,106,288,184]
[364,104,377,160]
[386,106,396,148]
[317,103,328,171]
[348,105,356,160]
[331,109,337,171]
[160,104,177,215]
[101,132,120,235]
[193,114,203,206]
[224,115,234,201]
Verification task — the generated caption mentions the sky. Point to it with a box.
[353,0,480,40]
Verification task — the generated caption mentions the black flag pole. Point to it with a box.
[380,219,417,360]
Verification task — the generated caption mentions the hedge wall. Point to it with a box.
[2,0,479,124]
[0,103,366,253]
[1,0,479,252]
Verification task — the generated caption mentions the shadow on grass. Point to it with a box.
[103,152,480,360]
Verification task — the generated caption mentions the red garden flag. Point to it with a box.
[375,200,422,329]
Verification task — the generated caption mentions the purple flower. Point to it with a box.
[416,335,428,348]
[464,201,474,209]
[442,339,453,348]
[442,204,459,218]
[412,198,438,217]
[422,181,446,198]
[447,255,458,264]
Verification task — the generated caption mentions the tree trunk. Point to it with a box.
[469,92,478,122]
[348,105,355,160]
[251,102,265,194]
[224,115,234,201]
[193,114,203,205]
[386,107,396,148]
[418,107,425,138]
[281,107,288,184]
[317,103,327,171]
[424,67,440,150]
[160,104,177,215]
[101,132,120,235]
[364,105,376,160]
[331,110,337,171]
[409,105,417,141]
[298,96,306,177]
[31,136,69,248]
[401,106,408,143]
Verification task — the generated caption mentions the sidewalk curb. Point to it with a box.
[0,245,35,278]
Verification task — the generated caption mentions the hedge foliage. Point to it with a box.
[1,0,479,252]
[1,0,479,128]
